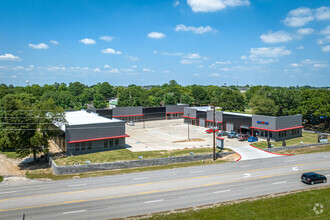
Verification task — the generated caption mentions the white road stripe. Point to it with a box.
[284,160,295,162]
[67,184,87,187]
[63,210,86,215]
[0,191,16,195]
[214,189,231,194]
[133,177,149,180]
[190,171,204,174]
[144,199,164,204]
[240,165,252,168]
[272,181,287,185]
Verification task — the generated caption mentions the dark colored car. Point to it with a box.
[248,136,258,142]
[238,133,249,141]
[217,131,228,137]
[301,172,327,185]
[227,132,238,138]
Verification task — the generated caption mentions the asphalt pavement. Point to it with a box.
[0,152,329,219]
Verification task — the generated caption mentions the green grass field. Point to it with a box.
[54,147,225,166]
[0,151,21,159]
[149,187,330,220]
[0,176,3,182]
[252,132,322,149]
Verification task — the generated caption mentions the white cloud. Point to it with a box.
[0,53,21,61]
[296,45,305,50]
[142,68,154,72]
[50,40,59,45]
[322,45,330,52]
[153,50,182,56]
[120,68,134,72]
[315,6,330,20]
[147,32,166,39]
[175,24,215,34]
[290,63,300,67]
[126,55,139,61]
[79,38,96,45]
[101,48,122,54]
[321,25,330,35]
[209,60,231,68]
[209,73,220,77]
[313,63,329,68]
[187,0,250,13]
[180,59,200,64]
[257,59,278,64]
[173,1,180,7]
[28,43,49,49]
[10,75,17,78]
[260,31,292,43]
[186,53,201,59]
[108,68,120,73]
[99,35,114,42]
[249,46,292,58]
[193,73,200,76]
[297,28,314,35]
[131,65,138,68]
[94,68,101,72]
[317,36,330,45]
[284,7,314,27]
[163,70,171,73]
[104,64,111,69]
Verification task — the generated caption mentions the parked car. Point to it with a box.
[248,136,258,142]
[301,172,327,185]
[217,131,228,137]
[238,133,249,141]
[227,132,238,138]
[206,128,219,133]
[127,121,135,126]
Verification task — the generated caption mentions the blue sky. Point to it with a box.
[0,0,329,87]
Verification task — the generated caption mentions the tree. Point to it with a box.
[249,95,278,116]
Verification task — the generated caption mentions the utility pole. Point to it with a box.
[187,113,190,140]
[213,104,216,161]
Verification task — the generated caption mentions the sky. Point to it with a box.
[0,0,330,87]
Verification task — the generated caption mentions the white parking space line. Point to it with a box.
[63,210,86,215]
[133,177,149,180]
[190,171,204,174]
[284,160,295,162]
[240,165,252,168]
[272,181,287,185]
[214,189,231,194]
[0,191,16,195]
[144,199,164,204]
[67,184,87,187]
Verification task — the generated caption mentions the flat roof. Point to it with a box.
[189,106,211,112]
[223,111,253,117]
[58,110,121,131]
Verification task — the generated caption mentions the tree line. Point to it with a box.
[0,80,329,160]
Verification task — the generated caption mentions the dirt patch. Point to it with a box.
[173,138,205,143]
[221,153,240,162]
[0,154,24,177]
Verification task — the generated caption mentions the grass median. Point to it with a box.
[54,147,232,166]
[252,132,323,149]
[148,186,330,220]
[276,144,330,155]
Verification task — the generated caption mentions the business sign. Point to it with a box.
[257,121,269,125]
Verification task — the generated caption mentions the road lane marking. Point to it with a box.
[1,160,329,203]
[214,189,231,194]
[0,191,16,195]
[240,165,252,168]
[244,173,250,178]
[292,167,299,171]
[67,184,87,187]
[0,167,329,213]
[144,199,163,204]
[272,181,287,185]
[190,171,204,174]
[284,160,295,162]
[63,210,86,215]
[133,177,149,180]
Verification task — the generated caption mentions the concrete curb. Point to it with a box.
[261,142,330,152]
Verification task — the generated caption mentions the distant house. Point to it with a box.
[109,98,118,109]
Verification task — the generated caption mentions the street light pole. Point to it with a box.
[187,113,190,140]
[213,104,216,161]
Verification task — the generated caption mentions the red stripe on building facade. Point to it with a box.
[249,126,304,132]
[68,134,130,144]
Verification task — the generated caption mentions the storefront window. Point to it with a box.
[115,139,119,146]
[109,139,114,147]
[81,142,86,150]
[75,143,79,151]
[104,140,108,148]
[87,142,92,150]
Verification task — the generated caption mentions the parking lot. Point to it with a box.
[125,119,248,152]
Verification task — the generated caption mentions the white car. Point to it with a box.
[127,121,135,126]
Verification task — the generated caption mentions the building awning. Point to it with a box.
[182,115,197,119]
[205,119,223,123]
[112,114,144,118]
[68,134,130,144]
[250,126,303,132]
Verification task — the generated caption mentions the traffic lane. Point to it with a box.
[1,162,329,213]
[1,170,328,220]
[0,152,328,200]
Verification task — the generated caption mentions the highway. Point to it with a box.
[0,152,329,220]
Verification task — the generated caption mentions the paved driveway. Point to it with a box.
[225,144,290,161]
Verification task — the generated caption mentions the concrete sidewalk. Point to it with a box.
[226,144,289,161]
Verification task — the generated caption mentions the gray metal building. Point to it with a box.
[54,110,128,155]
